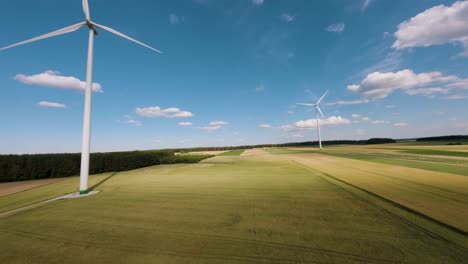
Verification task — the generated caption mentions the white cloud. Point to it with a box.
[169,14,184,25]
[385,105,396,109]
[280,13,295,23]
[209,121,229,126]
[348,69,458,99]
[447,78,468,89]
[371,120,388,125]
[178,122,193,126]
[200,121,229,132]
[327,99,369,106]
[351,114,387,125]
[405,87,449,96]
[122,115,143,126]
[393,1,468,56]
[445,94,468,100]
[362,0,374,11]
[347,85,360,92]
[136,106,194,118]
[252,0,264,6]
[127,119,143,127]
[394,122,408,127]
[285,116,351,130]
[15,70,103,93]
[326,23,345,32]
[255,84,265,92]
[200,126,222,131]
[259,124,272,128]
[38,101,65,108]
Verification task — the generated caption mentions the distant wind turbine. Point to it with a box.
[297,90,328,150]
[0,0,161,195]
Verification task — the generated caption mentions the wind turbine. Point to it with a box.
[0,0,161,195]
[297,90,328,150]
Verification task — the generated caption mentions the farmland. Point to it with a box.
[0,144,467,263]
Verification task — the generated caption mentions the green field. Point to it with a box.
[1,145,468,263]
[217,149,245,156]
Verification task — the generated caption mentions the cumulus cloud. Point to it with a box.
[351,114,388,125]
[405,87,449,96]
[15,70,103,93]
[200,121,229,132]
[327,99,369,106]
[127,119,143,126]
[445,94,468,100]
[280,13,295,23]
[178,122,193,126]
[394,122,408,127]
[371,120,388,125]
[209,121,229,126]
[282,116,351,131]
[169,14,184,25]
[38,101,66,108]
[347,69,458,99]
[200,126,222,131]
[252,0,264,6]
[393,1,468,56]
[259,124,272,128]
[326,23,345,32]
[136,106,194,118]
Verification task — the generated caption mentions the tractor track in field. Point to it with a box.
[313,156,468,204]
[289,160,468,255]
[1,222,400,264]
[0,173,117,218]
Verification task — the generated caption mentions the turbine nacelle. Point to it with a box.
[86,20,98,35]
[296,90,328,119]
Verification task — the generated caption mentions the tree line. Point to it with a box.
[0,150,212,182]
[416,135,468,142]
[172,138,397,153]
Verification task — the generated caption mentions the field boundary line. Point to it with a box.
[289,160,468,253]
[0,178,68,199]
[0,172,118,218]
[319,152,468,177]
[313,155,468,203]
[353,152,468,168]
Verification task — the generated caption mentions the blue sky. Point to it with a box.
[1,0,468,154]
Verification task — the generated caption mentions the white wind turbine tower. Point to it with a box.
[0,0,161,195]
[297,90,328,150]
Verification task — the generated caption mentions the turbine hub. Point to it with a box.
[85,20,98,35]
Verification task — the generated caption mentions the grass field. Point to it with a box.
[218,149,245,156]
[1,145,467,263]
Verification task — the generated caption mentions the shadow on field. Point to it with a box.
[89,172,118,191]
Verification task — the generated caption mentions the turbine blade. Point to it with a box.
[316,106,325,119]
[0,22,86,51]
[82,0,90,19]
[296,103,315,106]
[316,90,329,105]
[93,22,162,53]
